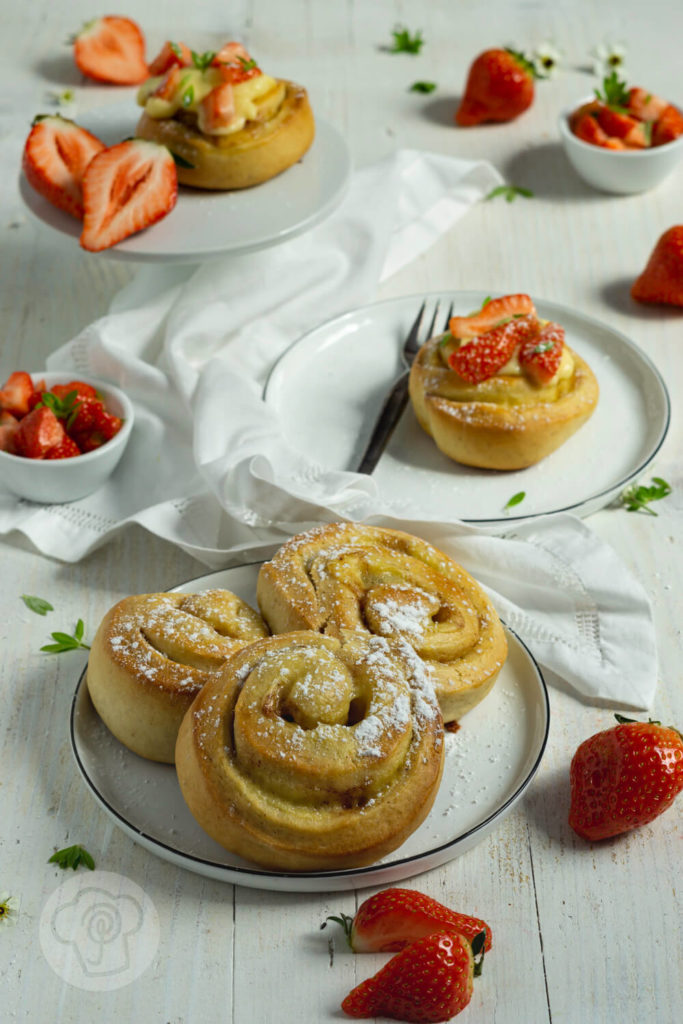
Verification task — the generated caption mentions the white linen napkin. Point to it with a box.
[0,149,657,708]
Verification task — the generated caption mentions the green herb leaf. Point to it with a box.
[191,50,216,71]
[389,25,424,54]
[620,476,672,515]
[21,595,54,616]
[486,185,534,203]
[410,81,437,93]
[40,619,90,654]
[37,389,82,429]
[170,151,196,169]
[181,85,195,107]
[170,41,183,58]
[595,70,630,111]
[237,56,258,71]
[505,491,526,510]
[49,844,95,871]
[642,120,653,145]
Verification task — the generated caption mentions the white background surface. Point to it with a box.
[1,2,681,1023]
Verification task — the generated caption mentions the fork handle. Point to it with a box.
[356,371,410,475]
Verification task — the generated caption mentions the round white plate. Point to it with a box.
[70,563,549,893]
[20,101,351,262]
[264,292,670,526]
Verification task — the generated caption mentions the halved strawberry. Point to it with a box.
[326,887,492,954]
[652,104,683,146]
[449,315,538,384]
[148,40,192,76]
[198,83,236,133]
[627,87,668,122]
[448,294,536,341]
[22,115,105,219]
[518,322,565,384]
[80,140,178,252]
[14,407,66,459]
[45,436,81,459]
[0,372,35,417]
[0,411,20,453]
[73,16,148,85]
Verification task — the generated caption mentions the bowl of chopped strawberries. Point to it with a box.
[0,371,134,503]
[559,73,683,193]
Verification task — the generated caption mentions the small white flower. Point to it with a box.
[591,41,628,78]
[534,41,562,78]
[0,891,20,929]
[45,88,77,112]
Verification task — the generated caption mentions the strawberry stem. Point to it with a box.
[471,929,486,977]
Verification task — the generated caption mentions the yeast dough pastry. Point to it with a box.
[175,629,445,871]
[409,293,599,470]
[135,41,314,189]
[256,522,507,723]
[87,589,269,763]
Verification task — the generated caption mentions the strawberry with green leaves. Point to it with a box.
[326,887,492,954]
[456,48,536,126]
[569,715,683,841]
[341,931,485,1022]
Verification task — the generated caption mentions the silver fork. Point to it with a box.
[356,299,454,474]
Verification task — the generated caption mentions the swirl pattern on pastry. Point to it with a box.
[175,630,444,870]
[256,523,507,723]
[87,589,269,763]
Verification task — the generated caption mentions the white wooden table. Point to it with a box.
[1,2,681,1021]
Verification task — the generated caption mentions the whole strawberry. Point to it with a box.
[456,48,536,126]
[341,931,484,1022]
[631,226,683,307]
[569,715,683,841]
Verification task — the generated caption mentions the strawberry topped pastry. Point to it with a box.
[455,48,537,126]
[72,16,148,85]
[135,42,315,189]
[0,374,123,459]
[570,72,683,150]
[408,294,599,470]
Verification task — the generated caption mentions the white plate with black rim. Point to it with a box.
[70,562,550,893]
[264,291,670,526]
[20,100,351,263]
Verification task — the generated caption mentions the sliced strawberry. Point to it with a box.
[45,435,82,459]
[631,225,683,306]
[80,140,178,253]
[0,372,35,417]
[152,65,183,102]
[14,407,66,459]
[518,322,565,384]
[652,104,683,146]
[148,40,192,76]
[448,294,536,341]
[50,381,98,402]
[572,112,612,148]
[327,887,492,954]
[627,87,668,122]
[22,115,105,219]
[73,16,148,85]
[0,411,20,453]
[449,315,538,384]
[596,107,648,148]
[198,83,236,133]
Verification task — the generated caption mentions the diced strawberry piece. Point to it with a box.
[448,293,536,341]
[14,407,66,459]
[212,42,252,65]
[198,83,236,133]
[73,16,148,85]
[0,411,20,453]
[652,104,683,146]
[45,435,82,459]
[66,397,103,435]
[152,65,182,102]
[568,101,603,131]
[0,372,35,417]
[50,381,98,402]
[597,107,648,148]
[27,379,47,411]
[518,322,565,384]
[449,315,538,383]
[80,140,178,252]
[631,225,683,306]
[22,115,105,220]
[148,40,192,76]
[627,87,668,122]
[573,112,612,148]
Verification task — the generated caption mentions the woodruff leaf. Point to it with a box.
[21,595,54,616]
[49,844,95,871]
[40,619,90,653]
[620,476,672,515]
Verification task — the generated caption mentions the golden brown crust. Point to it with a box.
[86,590,269,763]
[409,339,599,470]
[135,80,315,189]
[256,523,507,723]
[175,630,445,870]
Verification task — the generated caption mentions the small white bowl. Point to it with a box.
[0,372,134,503]
[558,99,683,194]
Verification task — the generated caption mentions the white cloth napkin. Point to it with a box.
[0,149,657,708]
